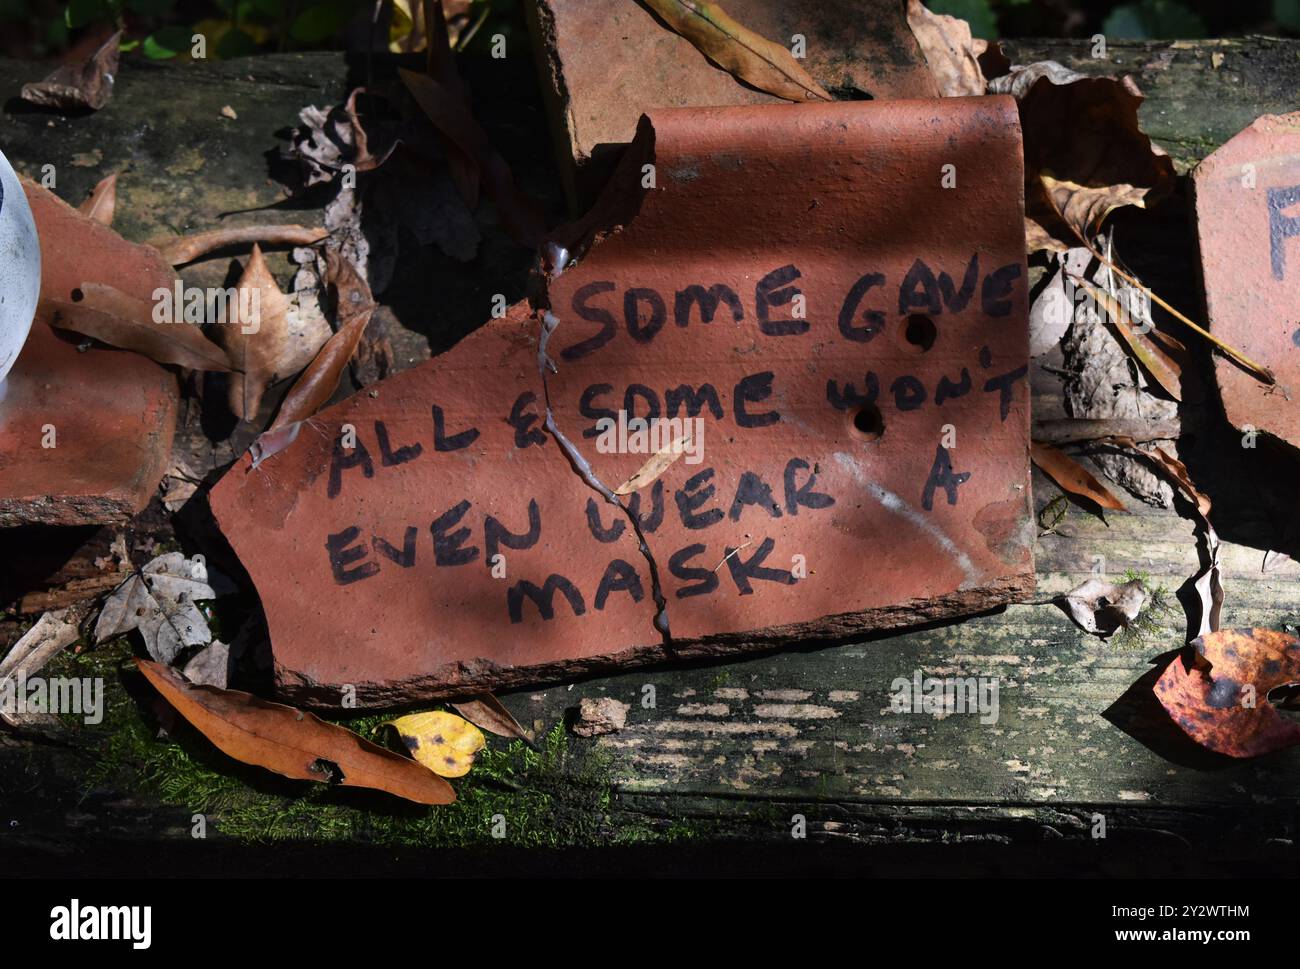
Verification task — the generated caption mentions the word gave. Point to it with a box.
[556,255,1021,359]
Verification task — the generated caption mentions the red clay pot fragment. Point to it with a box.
[545,98,1034,646]
[0,182,178,526]
[209,97,1033,707]
[527,0,940,209]
[1193,112,1300,451]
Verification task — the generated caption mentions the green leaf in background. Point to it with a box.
[1103,0,1206,39]
[216,25,256,57]
[65,0,106,28]
[143,24,193,58]
[46,15,69,47]
[248,0,283,18]
[126,0,175,15]
[926,0,997,39]
[1276,0,1300,32]
[0,0,31,22]
[290,4,345,43]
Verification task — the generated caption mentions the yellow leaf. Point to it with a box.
[388,0,424,52]
[387,710,485,778]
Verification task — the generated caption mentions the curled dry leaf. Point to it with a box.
[906,0,987,97]
[399,67,545,247]
[215,244,293,421]
[266,251,374,432]
[251,253,374,465]
[989,61,1174,253]
[78,173,117,226]
[1030,441,1125,512]
[94,552,223,665]
[1039,182,1272,385]
[152,225,329,267]
[1037,174,1151,251]
[1100,437,1223,637]
[1026,219,1068,256]
[450,693,535,744]
[181,639,232,690]
[341,88,398,173]
[989,60,1174,186]
[41,284,233,372]
[1056,577,1146,636]
[642,0,831,103]
[21,30,121,111]
[386,710,485,778]
[1070,273,1184,401]
[136,659,456,804]
[1154,628,1300,758]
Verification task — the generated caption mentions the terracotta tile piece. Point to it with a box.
[1193,112,1300,450]
[210,97,1033,706]
[527,0,939,208]
[0,182,178,526]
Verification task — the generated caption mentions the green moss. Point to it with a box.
[61,639,660,848]
[1112,569,1179,650]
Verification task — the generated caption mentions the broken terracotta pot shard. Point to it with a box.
[0,181,178,526]
[544,98,1034,646]
[1193,112,1300,451]
[527,0,940,210]
[209,97,1033,707]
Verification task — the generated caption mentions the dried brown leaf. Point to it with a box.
[152,225,329,267]
[990,61,1174,252]
[41,284,233,372]
[1098,437,1223,636]
[990,60,1174,187]
[136,658,455,804]
[1041,181,1273,385]
[21,30,121,111]
[78,172,117,226]
[94,552,221,665]
[265,252,374,433]
[642,0,832,103]
[1070,273,1184,400]
[1036,174,1151,251]
[1154,628,1300,758]
[399,67,544,246]
[342,88,398,173]
[1024,217,1068,255]
[906,0,987,97]
[1030,441,1126,512]
[1056,577,1146,636]
[450,694,534,743]
[214,244,294,420]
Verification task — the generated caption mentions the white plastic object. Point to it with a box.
[0,148,41,402]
